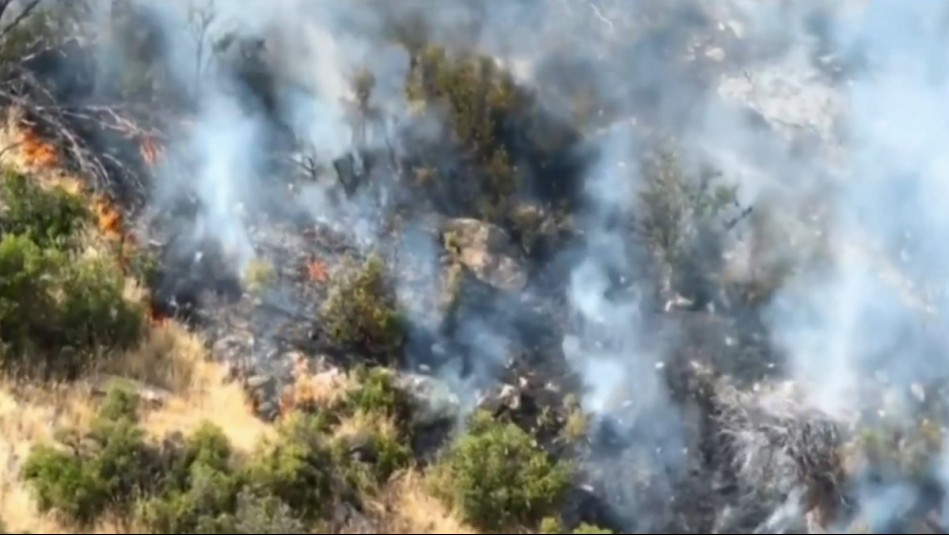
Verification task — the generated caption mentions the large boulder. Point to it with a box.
[442,218,528,292]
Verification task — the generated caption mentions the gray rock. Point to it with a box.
[396,373,463,427]
[478,383,522,414]
[442,218,528,292]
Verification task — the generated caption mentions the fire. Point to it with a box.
[18,127,58,169]
[94,196,124,241]
[306,259,329,283]
[139,135,162,166]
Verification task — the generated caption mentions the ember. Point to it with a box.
[18,127,57,169]
[139,135,161,166]
[306,259,329,283]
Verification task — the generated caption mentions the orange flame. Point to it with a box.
[94,196,124,241]
[305,259,329,283]
[18,128,58,169]
[139,136,162,167]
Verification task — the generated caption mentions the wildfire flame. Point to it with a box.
[94,196,124,241]
[139,135,162,167]
[18,127,58,169]
[306,259,329,283]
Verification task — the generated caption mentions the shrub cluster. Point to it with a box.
[322,256,405,364]
[0,171,144,376]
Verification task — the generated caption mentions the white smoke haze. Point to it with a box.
[18,0,949,530]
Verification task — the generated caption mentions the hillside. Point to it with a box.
[0,1,947,533]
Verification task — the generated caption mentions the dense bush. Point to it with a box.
[322,256,405,364]
[0,173,145,376]
[22,386,155,525]
[342,365,410,421]
[244,414,335,522]
[0,171,89,248]
[405,46,521,222]
[139,423,244,534]
[430,411,571,531]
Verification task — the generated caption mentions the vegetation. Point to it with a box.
[430,411,571,531]
[0,172,144,377]
[322,255,406,364]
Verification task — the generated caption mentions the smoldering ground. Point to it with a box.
[7,0,949,532]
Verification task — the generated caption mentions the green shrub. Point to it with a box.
[244,414,335,521]
[0,233,145,376]
[322,256,405,364]
[572,524,614,534]
[231,489,308,534]
[57,257,145,352]
[22,387,155,525]
[405,46,521,222]
[0,171,89,248]
[430,411,571,531]
[333,422,411,493]
[342,366,410,420]
[539,515,566,534]
[138,423,244,534]
[0,234,61,357]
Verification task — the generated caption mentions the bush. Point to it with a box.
[57,257,145,352]
[322,256,405,364]
[342,366,410,420]
[0,234,145,376]
[430,411,571,531]
[405,46,521,222]
[244,414,335,521]
[22,387,155,525]
[231,489,308,534]
[0,171,89,248]
[572,524,614,534]
[0,234,61,357]
[138,423,244,534]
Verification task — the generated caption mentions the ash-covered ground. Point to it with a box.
[7,0,949,532]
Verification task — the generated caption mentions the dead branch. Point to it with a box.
[0,0,43,40]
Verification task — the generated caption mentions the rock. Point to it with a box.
[478,383,522,414]
[91,375,172,409]
[246,374,275,391]
[396,373,462,427]
[442,218,528,292]
[212,332,253,361]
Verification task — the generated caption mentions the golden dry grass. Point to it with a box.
[375,470,476,534]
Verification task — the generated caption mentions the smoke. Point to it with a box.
[32,0,949,530]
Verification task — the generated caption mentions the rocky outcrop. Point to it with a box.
[442,218,528,293]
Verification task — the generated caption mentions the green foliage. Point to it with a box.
[244,414,335,521]
[0,176,145,375]
[430,411,571,531]
[57,257,145,352]
[540,516,566,534]
[343,365,409,420]
[231,489,308,534]
[0,171,89,248]
[21,387,154,525]
[322,256,405,364]
[406,45,522,221]
[572,523,614,534]
[139,422,244,534]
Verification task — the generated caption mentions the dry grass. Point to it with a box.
[0,319,275,533]
[375,470,476,534]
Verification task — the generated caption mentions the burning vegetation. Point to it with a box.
[1,1,948,534]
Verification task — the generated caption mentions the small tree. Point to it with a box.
[322,256,405,364]
[430,411,570,531]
